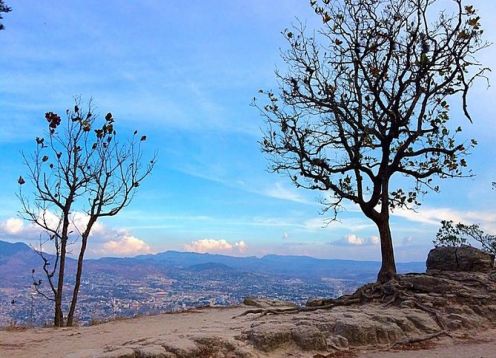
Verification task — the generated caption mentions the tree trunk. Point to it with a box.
[54,239,67,327]
[67,216,96,326]
[66,234,89,326]
[376,217,397,283]
[55,209,72,327]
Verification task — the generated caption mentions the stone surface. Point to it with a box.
[427,246,495,273]
[99,348,136,358]
[135,345,173,357]
[247,323,293,352]
[291,325,327,350]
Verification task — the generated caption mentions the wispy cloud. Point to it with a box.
[392,207,496,232]
[263,182,311,204]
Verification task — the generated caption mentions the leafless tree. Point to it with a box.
[258,0,488,282]
[19,99,155,326]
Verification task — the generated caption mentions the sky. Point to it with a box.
[0,0,495,262]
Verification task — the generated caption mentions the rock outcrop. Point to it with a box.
[427,246,495,273]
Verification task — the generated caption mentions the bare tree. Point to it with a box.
[258,0,488,282]
[0,0,11,31]
[19,99,155,326]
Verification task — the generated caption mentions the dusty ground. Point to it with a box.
[1,306,495,358]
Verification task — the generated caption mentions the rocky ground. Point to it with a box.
[1,266,496,357]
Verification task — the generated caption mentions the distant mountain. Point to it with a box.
[0,240,425,286]
[0,240,32,258]
[133,250,425,282]
[0,241,40,288]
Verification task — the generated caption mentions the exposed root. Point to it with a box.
[233,301,360,318]
[412,301,448,331]
[390,330,449,348]
[234,271,496,342]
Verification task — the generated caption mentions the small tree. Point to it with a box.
[259,0,488,282]
[19,99,155,326]
[435,220,496,255]
[0,0,11,31]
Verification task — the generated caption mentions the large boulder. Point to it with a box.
[426,246,494,273]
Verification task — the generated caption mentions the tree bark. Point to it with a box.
[67,216,97,326]
[54,239,67,327]
[66,234,89,326]
[376,217,397,283]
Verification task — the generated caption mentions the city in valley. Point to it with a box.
[0,240,423,326]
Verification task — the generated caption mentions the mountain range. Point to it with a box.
[0,239,425,287]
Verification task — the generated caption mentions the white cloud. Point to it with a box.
[0,211,108,240]
[0,213,152,258]
[370,235,380,245]
[99,235,152,256]
[0,217,40,240]
[71,212,105,236]
[346,234,365,245]
[235,240,248,252]
[184,238,248,254]
[331,234,381,246]
[1,218,24,234]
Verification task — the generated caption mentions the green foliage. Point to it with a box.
[435,220,496,255]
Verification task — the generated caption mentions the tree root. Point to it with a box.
[233,299,361,318]
[234,274,454,330]
[412,301,448,331]
[390,330,449,348]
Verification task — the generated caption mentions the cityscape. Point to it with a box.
[0,240,424,327]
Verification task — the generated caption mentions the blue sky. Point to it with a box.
[1,1,495,261]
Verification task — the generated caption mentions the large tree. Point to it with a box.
[259,0,488,282]
[19,100,155,326]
